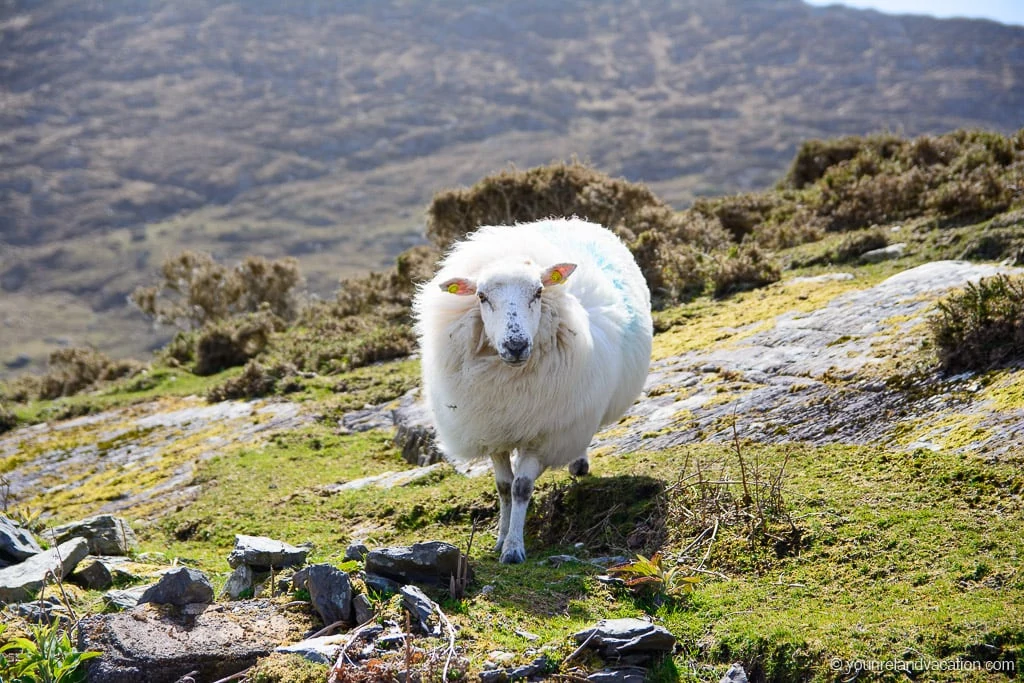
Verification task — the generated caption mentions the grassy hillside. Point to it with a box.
[3,0,1024,374]
[2,128,1023,681]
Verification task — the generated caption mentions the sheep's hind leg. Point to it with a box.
[568,455,590,477]
[500,454,545,564]
[491,452,514,554]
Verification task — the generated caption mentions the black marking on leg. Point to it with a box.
[569,457,590,477]
[496,480,512,498]
[512,476,534,503]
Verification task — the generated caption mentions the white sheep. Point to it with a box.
[413,217,653,563]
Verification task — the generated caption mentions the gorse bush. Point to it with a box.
[130,251,303,329]
[929,274,1024,372]
[1,348,143,402]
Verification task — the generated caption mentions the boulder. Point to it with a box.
[306,564,353,625]
[364,541,465,587]
[226,534,309,570]
[79,599,293,683]
[50,515,137,556]
[138,567,214,606]
[400,584,440,637]
[573,618,676,663]
[0,515,42,566]
[860,242,907,263]
[344,542,369,562]
[0,537,89,603]
[69,558,114,590]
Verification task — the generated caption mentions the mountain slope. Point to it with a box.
[1,0,1023,372]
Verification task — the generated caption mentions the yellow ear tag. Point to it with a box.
[447,283,460,294]
[550,271,562,283]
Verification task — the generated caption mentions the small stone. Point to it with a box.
[860,242,906,263]
[392,397,442,466]
[69,559,113,590]
[103,585,150,611]
[306,564,353,625]
[363,572,401,595]
[291,567,309,592]
[588,667,648,682]
[344,542,369,562]
[221,564,254,600]
[226,534,309,570]
[364,541,466,587]
[544,554,579,567]
[0,515,43,566]
[138,567,214,606]
[353,593,375,624]
[275,634,349,665]
[720,662,749,683]
[400,584,440,636]
[49,515,137,556]
[0,537,89,603]
[14,597,70,625]
[515,629,539,641]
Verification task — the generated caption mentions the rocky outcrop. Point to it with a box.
[49,515,137,556]
[364,541,466,587]
[227,534,309,571]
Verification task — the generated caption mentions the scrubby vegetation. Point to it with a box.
[930,274,1024,372]
[3,128,1023,410]
[1,347,143,403]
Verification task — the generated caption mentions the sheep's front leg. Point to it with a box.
[491,452,514,554]
[500,454,545,564]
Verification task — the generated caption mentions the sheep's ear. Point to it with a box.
[439,277,476,295]
[542,263,576,286]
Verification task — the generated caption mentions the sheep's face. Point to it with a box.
[440,261,576,366]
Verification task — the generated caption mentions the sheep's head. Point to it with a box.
[440,261,576,366]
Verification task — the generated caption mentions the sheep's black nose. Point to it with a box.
[503,338,530,360]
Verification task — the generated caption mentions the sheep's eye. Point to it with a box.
[532,287,543,301]
[477,293,489,304]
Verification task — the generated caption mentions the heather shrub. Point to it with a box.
[833,228,890,264]
[710,244,781,297]
[34,348,143,400]
[929,274,1024,372]
[207,360,299,402]
[0,402,17,434]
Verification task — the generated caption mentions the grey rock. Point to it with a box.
[275,634,349,665]
[392,398,442,466]
[138,567,214,606]
[363,572,402,595]
[480,655,553,682]
[103,585,150,611]
[400,584,440,636]
[0,537,89,603]
[353,593,375,624]
[588,667,648,682]
[12,596,70,625]
[221,564,254,600]
[291,567,309,592]
[69,558,114,590]
[0,515,43,565]
[79,599,293,683]
[325,463,446,492]
[50,515,137,556]
[544,554,580,566]
[860,242,906,263]
[365,541,465,587]
[344,542,369,562]
[377,631,411,650]
[573,618,676,661]
[226,534,309,570]
[307,564,353,625]
[721,662,749,683]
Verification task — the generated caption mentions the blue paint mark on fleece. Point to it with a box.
[536,221,637,324]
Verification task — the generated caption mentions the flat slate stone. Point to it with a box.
[103,585,150,611]
[400,584,440,636]
[78,599,293,683]
[69,558,114,590]
[138,567,214,606]
[573,618,676,660]
[226,534,309,570]
[364,541,465,586]
[0,537,88,603]
[0,515,42,565]
[50,515,137,556]
[588,667,648,682]
[275,634,349,665]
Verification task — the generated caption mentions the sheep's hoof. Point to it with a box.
[500,547,526,564]
[568,457,590,477]
[492,538,505,554]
